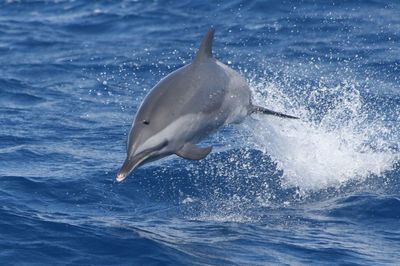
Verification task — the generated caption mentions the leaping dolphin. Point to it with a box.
[116,28,298,182]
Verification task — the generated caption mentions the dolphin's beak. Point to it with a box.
[116,152,149,182]
[116,140,168,182]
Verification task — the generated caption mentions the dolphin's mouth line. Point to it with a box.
[116,140,169,182]
[116,154,149,183]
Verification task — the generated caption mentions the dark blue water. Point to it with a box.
[1,0,400,265]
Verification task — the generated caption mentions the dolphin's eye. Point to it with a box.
[142,120,150,125]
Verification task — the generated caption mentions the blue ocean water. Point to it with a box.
[1,0,400,265]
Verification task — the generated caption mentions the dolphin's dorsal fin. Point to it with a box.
[195,28,215,61]
[176,143,212,160]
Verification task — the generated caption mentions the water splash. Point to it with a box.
[246,76,400,192]
[178,71,400,222]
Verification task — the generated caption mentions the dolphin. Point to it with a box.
[116,28,297,182]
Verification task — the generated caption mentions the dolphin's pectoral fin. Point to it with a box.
[250,105,299,119]
[176,143,212,160]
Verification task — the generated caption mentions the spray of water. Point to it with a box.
[245,75,399,192]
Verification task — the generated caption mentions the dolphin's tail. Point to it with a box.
[250,105,299,119]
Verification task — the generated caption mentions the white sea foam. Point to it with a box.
[245,76,399,191]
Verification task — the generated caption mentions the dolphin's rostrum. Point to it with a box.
[116,28,298,182]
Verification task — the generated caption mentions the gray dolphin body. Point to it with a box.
[116,29,297,182]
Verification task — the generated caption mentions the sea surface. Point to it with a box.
[1,0,399,265]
